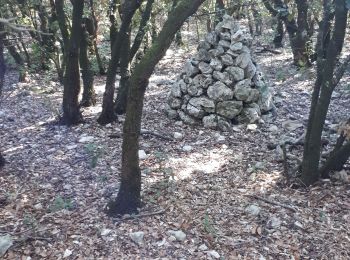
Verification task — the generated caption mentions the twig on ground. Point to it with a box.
[113,208,166,223]
[255,47,282,55]
[245,194,297,212]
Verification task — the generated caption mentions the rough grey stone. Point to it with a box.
[221,54,234,66]
[234,79,252,101]
[168,95,182,109]
[196,49,211,62]
[203,114,218,129]
[207,82,234,101]
[198,40,211,50]
[230,42,243,52]
[184,60,199,77]
[198,62,213,74]
[187,84,203,97]
[235,53,251,69]
[192,74,213,89]
[205,32,218,45]
[220,32,231,41]
[189,97,215,113]
[209,46,225,57]
[213,71,232,86]
[217,116,231,132]
[186,103,206,118]
[210,58,223,71]
[171,82,182,98]
[225,66,245,81]
[218,40,230,49]
[245,61,257,80]
[216,101,243,119]
[178,110,198,125]
[239,103,261,123]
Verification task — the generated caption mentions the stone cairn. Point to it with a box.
[166,15,274,131]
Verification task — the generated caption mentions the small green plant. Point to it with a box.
[85,143,105,168]
[49,196,74,212]
[23,213,37,227]
[203,213,216,236]
[275,69,286,82]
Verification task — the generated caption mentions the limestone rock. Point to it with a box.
[226,66,245,81]
[184,60,199,77]
[207,82,233,101]
[216,101,243,119]
[203,114,218,129]
[189,97,215,113]
[198,62,213,74]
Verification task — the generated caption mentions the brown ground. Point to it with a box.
[0,30,350,259]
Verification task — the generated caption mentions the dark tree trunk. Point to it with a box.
[251,3,262,36]
[262,0,311,66]
[98,0,142,125]
[106,0,205,216]
[61,0,84,125]
[214,0,225,26]
[3,36,27,82]
[129,0,155,62]
[80,18,96,107]
[0,25,5,168]
[273,18,284,48]
[114,28,131,115]
[0,24,6,96]
[89,0,105,75]
[109,0,120,53]
[301,0,348,185]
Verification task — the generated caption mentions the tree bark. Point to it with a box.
[273,18,284,48]
[61,0,84,125]
[129,0,155,62]
[0,24,5,168]
[301,0,348,185]
[106,0,205,216]
[98,0,142,125]
[114,27,131,115]
[80,18,96,107]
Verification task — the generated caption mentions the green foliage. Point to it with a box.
[203,213,216,236]
[23,213,37,227]
[49,196,74,212]
[84,143,105,169]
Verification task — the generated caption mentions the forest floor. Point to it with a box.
[1,32,350,259]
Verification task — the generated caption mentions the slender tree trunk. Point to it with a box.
[4,37,27,82]
[98,0,142,125]
[114,28,131,115]
[262,0,311,66]
[301,0,348,185]
[80,19,96,107]
[106,0,205,216]
[61,0,84,125]
[273,18,284,48]
[0,26,6,96]
[0,25,5,168]
[129,0,155,63]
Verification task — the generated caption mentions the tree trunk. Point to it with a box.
[114,28,131,115]
[3,37,27,82]
[0,24,6,96]
[0,25,5,168]
[80,18,96,107]
[301,0,348,185]
[106,0,205,216]
[262,0,311,66]
[129,0,155,63]
[61,0,84,125]
[273,18,284,48]
[98,0,142,125]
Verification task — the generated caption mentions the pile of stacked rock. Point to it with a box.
[166,15,274,131]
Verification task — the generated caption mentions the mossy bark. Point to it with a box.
[61,0,84,125]
[301,0,348,185]
[80,19,96,107]
[107,0,205,216]
[98,0,142,125]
